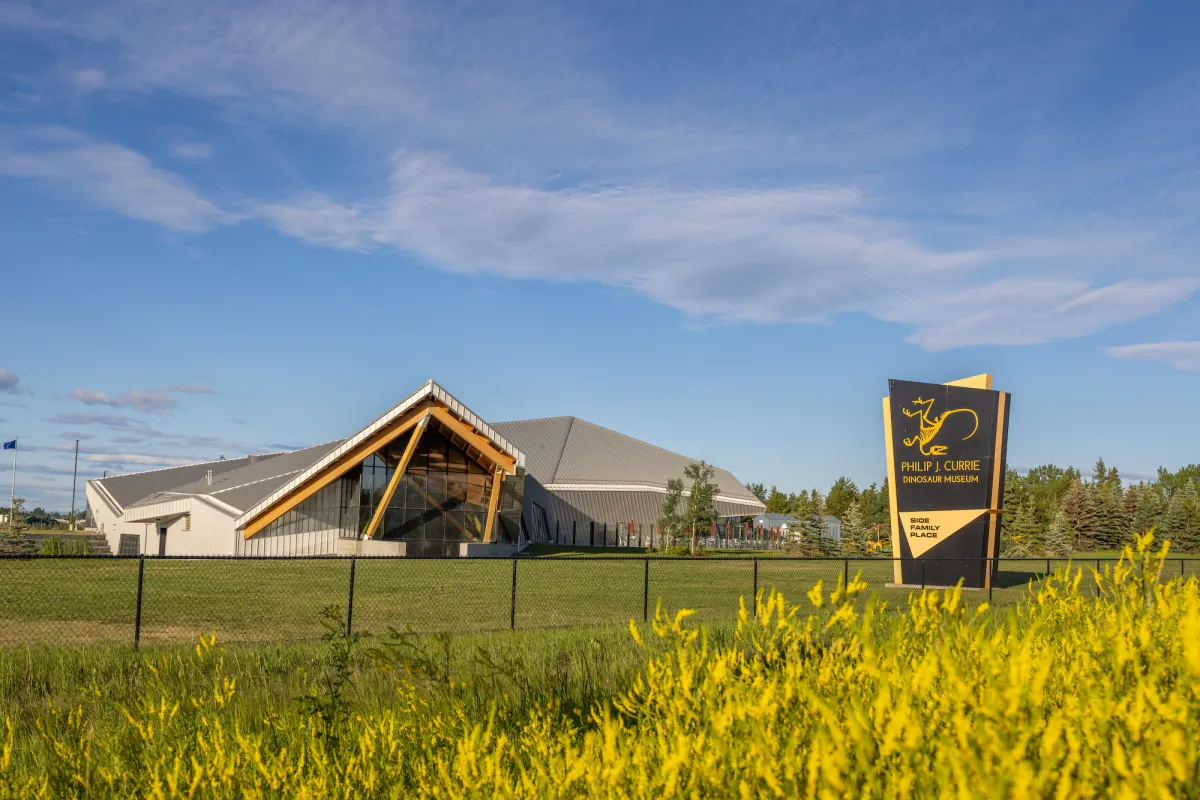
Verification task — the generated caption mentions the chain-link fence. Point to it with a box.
[2,554,1197,647]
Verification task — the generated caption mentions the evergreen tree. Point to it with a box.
[1092,457,1109,487]
[842,500,869,556]
[1045,510,1075,557]
[1000,471,1024,542]
[764,486,789,513]
[745,482,767,504]
[1163,480,1200,554]
[1022,497,1048,553]
[0,497,31,556]
[1070,482,1099,551]
[1093,484,1129,551]
[1131,484,1165,536]
[824,477,858,522]
[1001,500,1035,557]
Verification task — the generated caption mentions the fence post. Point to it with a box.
[590,521,595,548]
[346,555,357,635]
[988,558,993,603]
[572,520,577,546]
[921,559,926,590]
[843,557,849,589]
[643,557,650,622]
[510,556,518,632]
[603,522,607,547]
[1046,557,1050,576]
[134,555,145,649]
[752,557,759,617]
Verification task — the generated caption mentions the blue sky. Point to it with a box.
[1,0,1199,510]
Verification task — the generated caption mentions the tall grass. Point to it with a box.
[2,533,1198,797]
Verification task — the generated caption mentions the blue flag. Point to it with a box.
[2,440,14,450]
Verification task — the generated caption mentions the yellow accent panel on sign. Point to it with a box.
[882,397,902,584]
[900,509,986,558]
[943,373,993,390]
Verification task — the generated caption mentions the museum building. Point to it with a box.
[86,381,766,557]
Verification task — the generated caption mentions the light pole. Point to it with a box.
[69,439,79,530]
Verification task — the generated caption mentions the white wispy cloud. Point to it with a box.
[1105,342,1200,372]
[0,368,30,395]
[1,1,1197,352]
[81,452,198,467]
[68,389,180,414]
[249,157,1197,345]
[66,384,216,414]
[0,126,236,231]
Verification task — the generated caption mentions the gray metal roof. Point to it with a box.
[493,416,763,506]
[488,416,574,483]
[92,454,266,510]
[124,440,345,513]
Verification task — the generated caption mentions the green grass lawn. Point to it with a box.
[1,553,1195,647]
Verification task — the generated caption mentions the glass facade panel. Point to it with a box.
[356,424,504,554]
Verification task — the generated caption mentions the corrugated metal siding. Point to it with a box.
[541,489,760,546]
[124,496,192,523]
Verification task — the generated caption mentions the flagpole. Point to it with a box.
[69,439,79,531]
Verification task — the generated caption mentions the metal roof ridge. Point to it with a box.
[548,416,576,484]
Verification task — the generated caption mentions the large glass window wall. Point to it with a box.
[357,426,499,557]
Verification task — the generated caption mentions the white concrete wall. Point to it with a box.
[86,482,144,555]
[152,500,239,555]
[89,483,242,556]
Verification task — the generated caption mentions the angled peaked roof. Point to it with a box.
[492,416,764,509]
[235,380,524,528]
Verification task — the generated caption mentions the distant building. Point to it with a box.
[753,513,802,533]
[751,512,842,540]
[821,515,842,541]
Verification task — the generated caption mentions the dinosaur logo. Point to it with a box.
[901,397,979,456]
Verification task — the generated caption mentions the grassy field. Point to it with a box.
[3,550,1195,647]
[0,538,1194,796]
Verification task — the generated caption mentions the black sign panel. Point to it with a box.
[886,378,1010,588]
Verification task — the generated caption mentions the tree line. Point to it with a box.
[1000,460,1200,556]
[744,459,1200,558]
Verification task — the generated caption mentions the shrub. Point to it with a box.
[36,537,92,556]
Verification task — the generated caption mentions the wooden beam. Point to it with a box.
[363,412,430,539]
[242,401,437,538]
[482,466,506,543]
[429,407,516,474]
